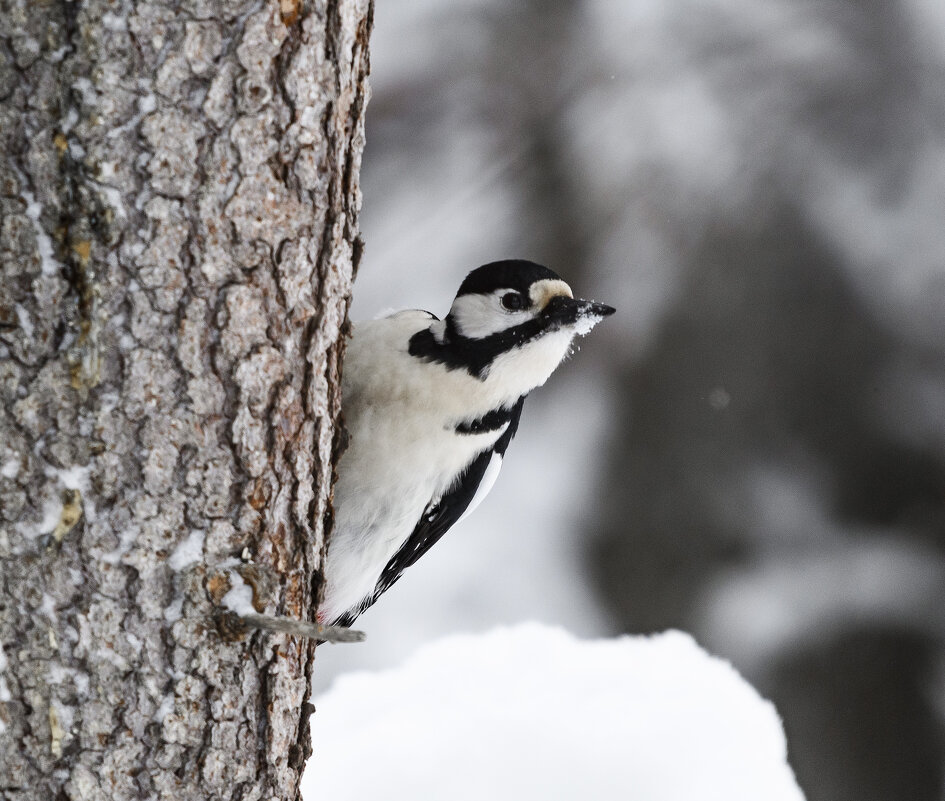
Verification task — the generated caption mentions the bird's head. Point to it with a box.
[412,260,615,394]
[447,260,614,340]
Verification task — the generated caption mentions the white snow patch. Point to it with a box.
[98,185,127,219]
[47,662,89,697]
[164,596,184,623]
[169,529,205,571]
[51,699,74,732]
[61,107,79,132]
[48,663,66,682]
[26,464,96,540]
[40,594,58,623]
[57,464,95,524]
[101,11,127,30]
[38,494,64,536]
[22,189,63,276]
[94,646,129,671]
[72,77,96,105]
[48,45,70,63]
[138,93,157,114]
[1,458,19,479]
[0,644,10,704]
[56,329,76,354]
[154,694,175,723]
[305,624,805,801]
[107,92,157,140]
[58,465,90,492]
[571,310,608,337]
[221,572,256,617]
[72,671,89,697]
[14,304,33,338]
[100,524,139,564]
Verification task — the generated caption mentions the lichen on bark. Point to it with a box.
[0,0,372,798]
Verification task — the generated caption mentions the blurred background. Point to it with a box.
[313,2,945,799]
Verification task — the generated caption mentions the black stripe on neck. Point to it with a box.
[409,317,548,378]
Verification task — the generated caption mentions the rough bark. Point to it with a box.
[0,0,371,798]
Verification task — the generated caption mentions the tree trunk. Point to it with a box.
[0,0,371,797]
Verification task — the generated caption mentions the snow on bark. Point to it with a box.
[0,0,372,798]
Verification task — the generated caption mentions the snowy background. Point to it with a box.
[311,2,945,800]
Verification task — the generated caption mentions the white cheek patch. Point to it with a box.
[450,291,531,339]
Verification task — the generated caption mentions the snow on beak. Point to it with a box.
[543,294,616,335]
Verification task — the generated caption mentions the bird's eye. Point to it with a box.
[501,292,526,311]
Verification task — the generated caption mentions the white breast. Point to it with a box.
[320,313,511,622]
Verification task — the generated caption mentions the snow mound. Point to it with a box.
[305,624,804,801]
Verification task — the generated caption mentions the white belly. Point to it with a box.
[322,412,497,621]
[320,312,508,622]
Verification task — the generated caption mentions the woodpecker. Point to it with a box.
[320,260,615,627]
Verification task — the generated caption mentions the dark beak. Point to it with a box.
[544,295,616,328]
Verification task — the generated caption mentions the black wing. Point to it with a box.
[335,396,525,626]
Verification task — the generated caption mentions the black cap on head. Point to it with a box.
[456,260,563,298]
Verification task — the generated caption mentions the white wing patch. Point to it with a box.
[457,451,503,525]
